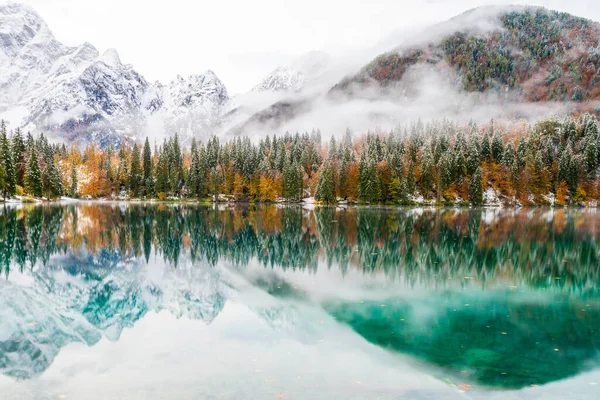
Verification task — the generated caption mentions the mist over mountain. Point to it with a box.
[235,5,600,138]
[0,3,599,146]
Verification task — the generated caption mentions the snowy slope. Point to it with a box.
[252,51,331,93]
[0,3,231,145]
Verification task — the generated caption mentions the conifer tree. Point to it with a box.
[105,145,114,189]
[481,133,491,161]
[491,131,504,163]
[0,121,16,198]
[406,161,416,196]
[420,149,434,194]
[43,157,63,199]
[358,155,381,203]
[187,139,201,197]
[69,162,78,198]
[155,145,170,197]
[315,161,335,204]
[466,138,480,175]
[469,167,483,205]
[129,144,142,196]
[0,160,6,201]
[12,128,26,187]
[143,137,153,196]
[117,146,128,191]
[25,146,43,197]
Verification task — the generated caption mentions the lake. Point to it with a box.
[0,203,599,400]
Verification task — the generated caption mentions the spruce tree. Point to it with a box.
[491,131,504,163]
[315,161,335,204]
[480,133,491,161]
[466,138,480,175]
[0,161,6,200]
[406,161,416,196]
[187,139,201,197]
[358,155,380,203]
[142,137,153,196]
[25,146,43,197]
[419,149,434,194]
[12,127,26,187]
[69,162,78,198]
[155,145,170,197]
[0,121,16,198]
[469,167,483,205]
[117,146,128,191]
[43,157,63,199]
[129,144,142,196]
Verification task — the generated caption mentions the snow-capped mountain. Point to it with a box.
[144,71,230,139]
[252,67,305,92]
[0,3,230,145]
[252,51,331,93]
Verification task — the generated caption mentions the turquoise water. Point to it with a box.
[0,204,599,399]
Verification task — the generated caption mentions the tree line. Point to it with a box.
[1,114,600,205]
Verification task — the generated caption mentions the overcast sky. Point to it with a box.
[4,0,600,93]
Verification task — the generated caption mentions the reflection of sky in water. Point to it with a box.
[0,204,600,399]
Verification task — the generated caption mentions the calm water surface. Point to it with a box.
[0,204,599,399]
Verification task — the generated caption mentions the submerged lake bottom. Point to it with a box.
[0,203,599,399]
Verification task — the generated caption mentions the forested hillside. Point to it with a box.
[334,7,600,107]
[1,113,600,206]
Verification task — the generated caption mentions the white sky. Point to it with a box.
[3,0,600,94]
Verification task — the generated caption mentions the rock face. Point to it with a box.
[0,3,230,145]
[253,67,305,92]
[252,51,331,93]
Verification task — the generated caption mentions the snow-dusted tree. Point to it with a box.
[25,146,43,197]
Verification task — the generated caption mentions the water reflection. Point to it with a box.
[0,204,599,394]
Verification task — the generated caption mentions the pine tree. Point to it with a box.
[155,145,170,197]
[491,131,503,163]
[469,167,483,205]
[129,144,142,196]
[12,128,26,187]
[419,149,434,194]
[43,157,63,199]
[0,121,16,198]
[187,139,201,197]
[406,161,416,196]
[480,133,491,162]
[142,138,153,196]
[69,162,78,198]
[358,155,381,203]
[25,146,43,197]
[466,138,480,175]
[0,161,6,201]
[315,161,335,204]
[117,146,128,192]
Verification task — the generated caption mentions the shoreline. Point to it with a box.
[1,196,598,209]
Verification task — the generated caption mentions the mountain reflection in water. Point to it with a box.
[0,203,599,396]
